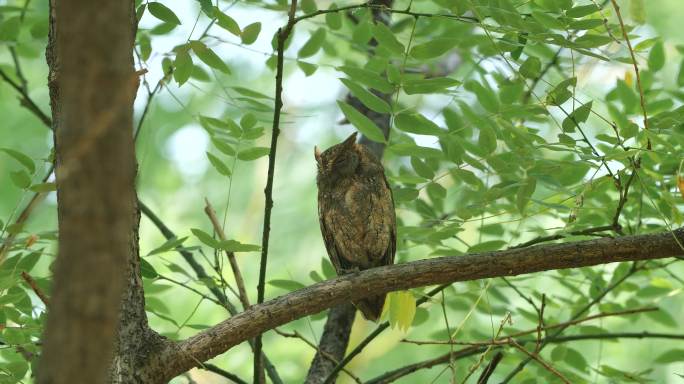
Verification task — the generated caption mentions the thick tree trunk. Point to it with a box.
[38,0,139,383]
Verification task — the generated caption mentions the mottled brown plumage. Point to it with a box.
[315,132,396,322]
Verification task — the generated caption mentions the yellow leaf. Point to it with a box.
[677,175,684,199]
[388,291,416,332]
[625,71,633,87]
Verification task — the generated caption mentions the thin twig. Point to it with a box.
[511,225,615,249]
[204,198,250,310]
[0,68,52,128]
[253,2,299,381]
[476,351,503,384]
[403,306,658,346]
[275,329,362,383]
[610,0,650,149]
[508,338,571,384]
[202,363,248,384]
[500,262,643,382]
[8,47,28,93]
[367,331,684,384]
[21,271,49,307]
[293,3,479,24]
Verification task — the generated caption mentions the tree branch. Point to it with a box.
[149,228,684,381]
[253,0,298,381]
[366,332,684,384]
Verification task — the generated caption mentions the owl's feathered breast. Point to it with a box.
[317,159,395,272]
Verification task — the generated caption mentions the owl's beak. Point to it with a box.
[314,146,322,166]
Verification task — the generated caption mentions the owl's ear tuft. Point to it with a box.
[314,146,322,165]
[343,132,358,147]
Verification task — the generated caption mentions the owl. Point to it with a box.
[315,132,396,322]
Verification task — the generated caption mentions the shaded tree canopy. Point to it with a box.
[0,0,683,383]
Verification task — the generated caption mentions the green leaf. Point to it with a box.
[29,182,56,192]
[10,170,31,189]
[646,309,677,328]
[338,66,393,93]
[678,59,684,87]
[215,8,240,36]
[139,258,159,278]
[531,10,564,30]
[654,349,684,363]
[648,41,665,72]
[574,34,613,48]
[403,77,460,94]
[394,113,443,136]
[388,143,443,158]
[564,347,588,372]
[219,240,261,252]
[468,240,507,253]
[337,101,386,143]
[211,138,236,156]
[237,147,270,161]
[629,0,646,24]
[340,78,391,113]
[546,77,577,106]
[517,177,537,213]
[352,21,373,45]
[268,279,306,291]
[566,4,599,18]
[207,152,231,176]
[301,0,317,13]
[197,0,213,15]
[241,22,261,45]
[240,113,257,129]
[388,291,416,331]
[325,3,342,30]
[321,258,336,278]
[298,28,326,58]
[190,41,230,74]
[0,148,35,173]
[148,2,181,25]
[478,124,497,154]
[298,61,317,76]
[148,236,188,256]
[410,38,458,59]
[519,56,541,79]
[562,101,593,132]
[0,16,21,41]
[393,187,419,202]
[373,22,405,55]
[191,228,220,248]
[465,81,499,113]
[411,157,435,179]
[173,50,193,85]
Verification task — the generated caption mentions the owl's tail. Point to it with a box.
[353,294,386,322]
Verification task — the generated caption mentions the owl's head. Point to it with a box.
[315,132,360,179]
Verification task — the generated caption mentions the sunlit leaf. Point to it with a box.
[237,147,270,161]
[388,291,416,331]
[337,100,386,143]
[241,22,261,45]
[148,2,181,25]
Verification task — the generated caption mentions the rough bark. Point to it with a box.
[304,303,356,384]
[144,228,683,382]
[37,0,138,382]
